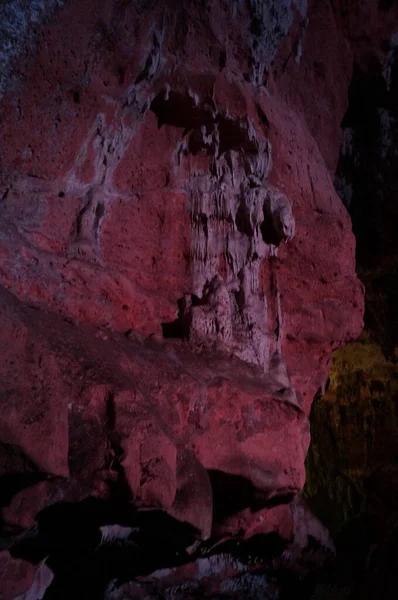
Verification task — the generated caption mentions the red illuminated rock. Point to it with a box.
[0,552,37,600]
[0,0,385,596]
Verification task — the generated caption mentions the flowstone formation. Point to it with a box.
[0,0,368,598]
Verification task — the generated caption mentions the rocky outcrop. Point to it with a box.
[0,0,372,598]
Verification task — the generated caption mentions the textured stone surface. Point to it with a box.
[102,497,334,600]
[0,552,40,600]
[0,284,307,506]
[0,0,376,597]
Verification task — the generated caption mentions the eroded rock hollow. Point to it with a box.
[1,0,396,598]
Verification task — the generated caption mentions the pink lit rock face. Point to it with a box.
[0,0,370,597]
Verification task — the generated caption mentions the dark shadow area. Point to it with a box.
[161,318,189,339]
[0,442,47,507]
[10,497,199,600]
[235,196,254,236]
[150,89,258,157]
[209,469,295,523]
[207,531,288,563]
[379,0,397,10]
[150,90,213,130]
[260,207,283,246]
[0,472,47,508]
[161,294,201,339]
[335,49,398,359]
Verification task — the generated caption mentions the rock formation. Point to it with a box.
[1,0,396,598]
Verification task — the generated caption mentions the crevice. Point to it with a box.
[161,294,200,339]
[235,196,254,236]
[105,391,116,432]
[135,31,161,85]
[94,202,105,240]
[75,191,94,238]
[256,103,270,132]
[1,186,10,202]
[260,206,283,246]
[208,470,295,524]
[219,49,227,70]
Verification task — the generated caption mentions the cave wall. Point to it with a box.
[2,0,396,598]
[0,0,364,397]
